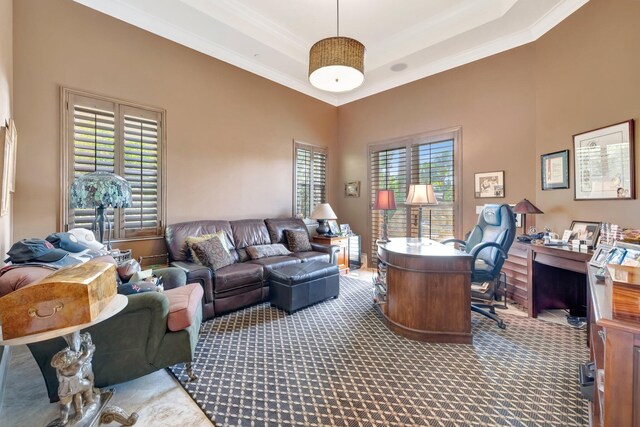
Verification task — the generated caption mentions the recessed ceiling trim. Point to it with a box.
[74,0,590,107]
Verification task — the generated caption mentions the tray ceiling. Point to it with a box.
[74,0,589,106]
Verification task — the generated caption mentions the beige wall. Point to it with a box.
[337,46,537,259]
[0,0,13,262]
[337,0,639,261]
[13,0,337,258]
[534,0,640,233]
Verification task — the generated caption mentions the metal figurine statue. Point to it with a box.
[47,331,138,427]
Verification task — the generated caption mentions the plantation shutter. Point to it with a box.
[294,142,327,219]
[369,146,407,262]
[121,106,162,238]
[64,90,165,240]
[69,95,117,231]
[410,139,455,240]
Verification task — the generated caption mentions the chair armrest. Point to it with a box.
[441,238,467,250]
[469,242,508,273]
[151,267,187,291]
[310,243,340,264]
[170,261,213,304]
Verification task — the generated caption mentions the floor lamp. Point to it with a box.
[405,184,438,239]
[374,189,396,243]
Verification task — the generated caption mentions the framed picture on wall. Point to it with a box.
[573,120,635,200]
[541,150,569,190]
[345,181,360,198]
[474,171,505,198]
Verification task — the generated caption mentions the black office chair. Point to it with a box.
[443,204,516,329]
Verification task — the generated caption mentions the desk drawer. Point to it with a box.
[534,253,586,274]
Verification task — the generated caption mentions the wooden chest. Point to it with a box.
[0,262,117,339]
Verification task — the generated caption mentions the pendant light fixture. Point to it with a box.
[308,0,365,93]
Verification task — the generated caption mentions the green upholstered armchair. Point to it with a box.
[26,267,203,402]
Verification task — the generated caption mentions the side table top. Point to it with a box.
[0,294,127,346]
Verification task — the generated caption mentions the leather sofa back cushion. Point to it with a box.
[165,220,235,262]
[230,219,271,249]
[265,218,308,245]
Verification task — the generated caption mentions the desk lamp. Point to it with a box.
[513,198,543,236]
[70,171,132,249]
[310,203,338,236]
[374,189,396,243]
[405,184,438,239]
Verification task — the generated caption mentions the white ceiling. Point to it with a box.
[74,0,589,106]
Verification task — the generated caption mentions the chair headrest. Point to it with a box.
[482,205,502,226]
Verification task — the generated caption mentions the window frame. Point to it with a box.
[292,140,328,221]
[60,87,167,241]
[368,127,462,259]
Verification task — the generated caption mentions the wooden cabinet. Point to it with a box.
[502,242,531,308]
[313,236,350,275]
[588,265,640,426]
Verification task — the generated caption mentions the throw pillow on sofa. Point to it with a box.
[117,281,163,295]
[186,231,229,264]
[246,244,291,260]
[285,229,312,252]
[191,236,234,270]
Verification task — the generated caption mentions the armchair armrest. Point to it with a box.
[170,261,213,304]
[310,242,340,264]
[441,238,467,250]
[151,267,187,291]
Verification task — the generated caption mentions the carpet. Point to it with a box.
[170,276,589,426]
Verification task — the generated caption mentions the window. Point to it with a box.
[369,129,460,261]
[294,141,327,218]
[62,89,166,240]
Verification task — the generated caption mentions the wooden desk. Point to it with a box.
[375,238,473,344]
[587,265,640,427]
[502,242,591,317]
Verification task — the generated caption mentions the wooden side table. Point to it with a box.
[313,235,350,275]
[0,295,138,427]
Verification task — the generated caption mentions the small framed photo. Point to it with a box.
[589,244,613,268]
[339,224,351,235]
[345,181,360,198]
[605,247,626,265]
[474,171,504,198]
[569,221,601,248]
[327,219,340,235]
[541,150,569,190]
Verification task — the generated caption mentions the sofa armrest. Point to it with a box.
[170,261,213,304]
[310,243,340,264]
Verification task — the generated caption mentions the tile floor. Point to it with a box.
[0,268,578,426]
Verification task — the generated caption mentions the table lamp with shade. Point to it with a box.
[310,203,338,236]
[374,189,396,243]
[70,171,132,250]
[513,198,543,236]
[405,184,438,239]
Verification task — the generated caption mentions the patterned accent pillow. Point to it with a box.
[191,237,234,271]
[284,229,312,253]
[186,231,229,264]
[246,244,292,260]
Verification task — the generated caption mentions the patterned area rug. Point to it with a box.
[170,276,589,426]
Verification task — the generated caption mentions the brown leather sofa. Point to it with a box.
[165,217,339,319]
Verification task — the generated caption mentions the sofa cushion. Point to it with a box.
[186,231,229,264]
[165,283,204,332]
[246,244,291,260]
[236,248,250,263]
[191,237,234,271]
[165,220,235,262]
[285,229,312,253]
[117,281,163,295]
[230,219,271,249]
[290,251,330,263]
[214,263,264,293]
[248,256,301,273]
[265,217,308,245]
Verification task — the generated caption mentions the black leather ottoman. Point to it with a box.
[269,261,340,314]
